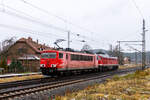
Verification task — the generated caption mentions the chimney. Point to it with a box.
[37,39,38,44]
[28,37,32,41]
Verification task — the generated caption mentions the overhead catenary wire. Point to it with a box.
[131,0,144,19]
[1,25,103,48]
[0,0,5,11]
[0,23,66,39]
[0,12,100,46]
[130,0,146,69]
[19,0,100,43]
[0,23,103,46]
[0,4,68,33]
[20,0,97,35]
[0,4,99,43]
[0,0,106,48]
[125,44,141,53]
[20,0,68,23]
[0,24,67,47]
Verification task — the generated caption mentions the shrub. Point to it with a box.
[9,60,23,72]
[112,75,120,81]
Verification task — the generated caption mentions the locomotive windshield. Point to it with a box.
[41,53,57,58]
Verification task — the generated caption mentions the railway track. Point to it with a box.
[0,76,55,90]
[0,67,141,99]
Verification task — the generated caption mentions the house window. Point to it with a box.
[38,48,43,51]
[18,48,27,54]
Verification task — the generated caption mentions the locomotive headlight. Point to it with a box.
[40,64,45,67]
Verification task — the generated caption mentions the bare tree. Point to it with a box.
[2,37,15,51]
[108,44,113,56]
[108,45,124,65]
[0,37,16,58]
[81,44,92,51]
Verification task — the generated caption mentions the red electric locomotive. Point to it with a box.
[40,50,98,75]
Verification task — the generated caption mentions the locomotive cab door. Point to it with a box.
[94,55,98,68]
[66,53,68,70]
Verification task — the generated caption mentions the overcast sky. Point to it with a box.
[0,0,149,52]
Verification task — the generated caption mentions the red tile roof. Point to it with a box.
[17,37,52,53]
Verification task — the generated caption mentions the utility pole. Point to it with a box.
[117,19,147,70]
[135,52,137,65]
[142,19,146,70]
[117,41,141,65]
[118,41,121,64]
[149,55,150,65]
[68,31,70,49]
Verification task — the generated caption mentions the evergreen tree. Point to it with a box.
[0,59,8,69]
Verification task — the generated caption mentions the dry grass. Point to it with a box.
[0,75,43,83]
[56,68,150,100]
[119,64,141,69]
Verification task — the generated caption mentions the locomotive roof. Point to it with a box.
[42,49,95,56]
[42,49,118,59]
[98,54,118,59]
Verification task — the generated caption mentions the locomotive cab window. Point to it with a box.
[41,53,56,58]
[59,53,63,58]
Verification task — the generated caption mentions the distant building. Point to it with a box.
[124,57,130,64]
[6,37,52,71]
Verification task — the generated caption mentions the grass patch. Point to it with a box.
[56,68,150,100]
[119,64,141,69]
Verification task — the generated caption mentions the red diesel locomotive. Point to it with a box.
[97,54,118,71]
[40,50,118,75]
